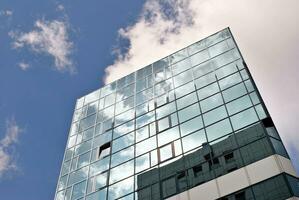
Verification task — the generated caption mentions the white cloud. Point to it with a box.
[9,19,75,73]
[105,0,299,171]
[0,118,23,178]
[18,62,30,71]
[0,10,13,17]
[57,4,65,11]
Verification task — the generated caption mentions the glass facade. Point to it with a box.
[55,28,298,200]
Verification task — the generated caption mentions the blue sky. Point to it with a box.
[0,0,298,199]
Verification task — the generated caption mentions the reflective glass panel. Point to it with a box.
[182,129,206,152]
[112,132,134,153]
[111,146,134,167]
[203,105,227,126]
[135,153,150,173]
[159,144,174,162]
[230,108,258,131]
[180,115,203,137]
[89,157,110,176]
[226,95,252,115]
[222,83,247,102]
[197,83,219,100]
[158,126,180,147]
[109,160,134,184]
[206,119,232,141]
[173,69,193,88]
[219,72,242,90]
[176,92,197,110]
[136,136,156,156]
[200,93,223,113]
[178,103,200,123]
[108,177,134,200]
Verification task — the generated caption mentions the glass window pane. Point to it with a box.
[250,92,260,105]
[158,126,180,147]
[136,88,153,105]
[87,101,98,116]
[93,131,112,148]
[286,175,299,197]
[115,96,134,115]
[197,83,219,100]
[79,114,96,131]
[112,132,134,153]
[190,49,209,66]
[173,69,193,88]
[68,135,77,148]
[270,138,288,158]
[206,119,232,141]
[176,92,197,110]
[135,153,150,173]
[75,140,92,156]
[226,95,252,115]
[213,49,239,69]
[153,58,168,72]
[136,136,157,156]
[95,172,108,190]
[111,146,134,167]
[114,109,135,126]
[182,129,206,152]
[208,39,230,57]
[156,102,176,120]
[136,111,155,129]
[200,93,223,113]
[158,117,170,132]
[84,90,100,105]
[180,115,203,137]
[104,93,116,108]
[255,104,267,119]
[219,72,242,90]
[172,58,191,75]
[76,97,85,110]
[175,82,195,98]
[89,157,110,176]
[159,144,174,162]
[188,40,206,55]
[192,60,214,79]
[61,160,71,176]
[77,151,90,168]
[245,80,254,92]
[230,108,258,131]
[68,166,89,186]
[113,120,135,139]
[102,106,115,121]
[136,126,149,142]
[108,177,134,200]
[194,72,216,89]
[215,61,239,79]
[240,69,249,80]
[83,127,94,141]
[86,188,107,200]
[178,103,200,123]
[222,83,247,102]
[58,175,68,190]
[109,161,134,184]
[72,180,86,200]
[154,79,173,96]
[169,48,188,64]
[203,106,227,126]
[151,150,158,167]
[116,84,135,101]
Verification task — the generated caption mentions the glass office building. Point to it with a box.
[55,28,299,200]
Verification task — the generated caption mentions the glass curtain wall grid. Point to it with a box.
[55,28,299,200]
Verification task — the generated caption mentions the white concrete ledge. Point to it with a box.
[166,154,297,200]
